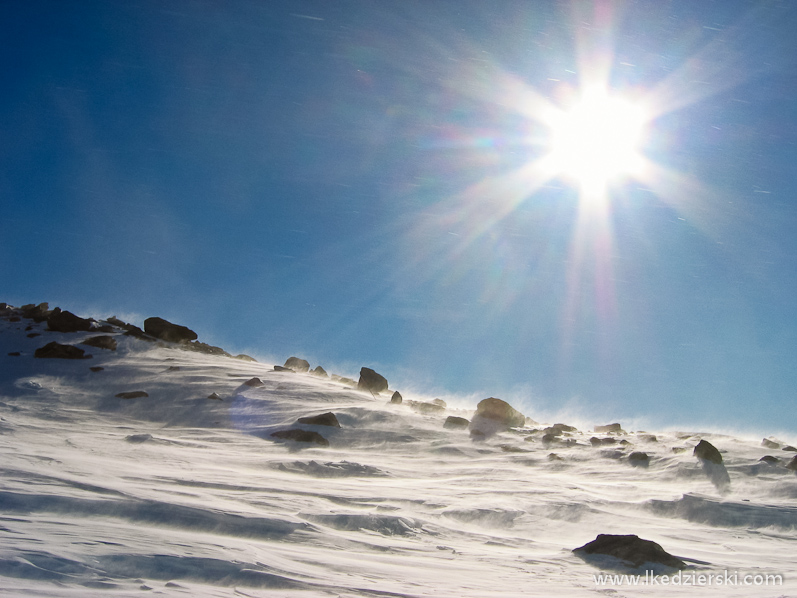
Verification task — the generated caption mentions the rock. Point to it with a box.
[783,446,797,452]
[166,366,180,371]
[390,391,402,404]
[619,439,632,446]
[270,429,329,447]
[472,398,526,428]
[332,375,357,387]
[34,342,92,360]
[183,340,230,356]
[573,534,686,570]
[125,434,153,443]
[207,392,222,401]
[590,437,617,447]
[115,391,149,399]
[762,438,780,449]
[432,398,447,408]
[90,366,104,372]
[541,433,558,445]
[595,423,623,434]
[548,453,564,461]
[759,455,780,464]
[787,456,797,471]
[47,308,93,333]
[358,367,388,394]
[443,416,470,429]
[26,333,40,338]
[629,452,650,465]
[243,377,265,387]
[284,357,310,372]
[7,352,21,356]
[469,429,486,441]
[297,412,340,427]
[122,324,154,341]
[143,317,197,343]
[106,316,127,327]
[80,335,117,351]
[639,434,658,443]
[234,354,257,362]
[693,439,723,464]
[94,325,115,333]
[273,365,295,372]
[310,365,328,377]
[21,302,51,322]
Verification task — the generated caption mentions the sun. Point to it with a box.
[546,87,649,196]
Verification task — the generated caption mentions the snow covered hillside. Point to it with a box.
[1,303,795,597]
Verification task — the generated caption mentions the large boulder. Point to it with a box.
[595,423,623,434]
[310,365,328,377]
[358,367,388,394]
[762,438,781,449]
[444,416,470,430]
[47,308,93,333]
[573,534,685,570]
[284,357,310,372]
[390,391,403,404]
[297,412,340,428]
[786,456,797,471]
[693,439,723,464]
[270,429,329,447]
[34,342,92,360]
[474,398,526,427]
[143,317,197,343]
[21,302,52,322]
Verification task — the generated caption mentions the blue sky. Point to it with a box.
[3,1,797,432]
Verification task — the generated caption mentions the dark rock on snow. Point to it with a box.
[207,392,222,401]
[47,308,94,333]
[34,342,92,360]
[90,366,104,372]
[759,455,780,464]
[787,456,797,471]
[21,302,52,322]
[629,452,650,465]
[390,391,402,404]
[310,365,328,377]
[273,365,294,372]
[762,438,780,449]
[783,446,797,452]
[81,336,118,351]
[26,333,40,338]
[115,391,149,399]
[444,416,470,429]
[590,437,617,447]
[284,357,310,372]
[297,412,341,428]
[358,367,388,394]
[693,439,723,464]
[8,352,21,356]
[595,423,623,434]
[243,377,265,387]
[573,534,686,570]
[472,398,526,428]
[271,429,329,447]
[411,401,446,415]
[183,340,230,356]
[234,354,257,362]
[143,317,197,343]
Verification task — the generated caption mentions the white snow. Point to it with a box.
[1,315,795,596]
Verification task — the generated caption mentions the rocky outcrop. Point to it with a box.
[629,452,650,466]
[47,308,94,333]
[595,423,623,433]
[762,438,780,449]
[284,357,310,372]
[80,336,118,351]
[390,391,402,404]
[183,340,230,356]
[234,354,257,362]
[787,456,797,471]
[34,342,92,359]
[310,365,328,377]
[243,377,265,387]
[410,401,445,415]
[573,534,685,570]
[444,416,469,429]
[115,391,149,399]
[21,303,52,322]
[358,367,388,394]
[270,429,329,447]
[469,398,526,437]
[590,437,617,447]
[297,412,340,428]
[693,439,723,464]
[759,455,780,464]
[273,365,294,372]
[143,317,197,343]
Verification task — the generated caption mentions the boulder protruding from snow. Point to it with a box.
[271,429,329,447]
[358,367,388,394]
[629,452,650,466]
[762,438,780,449]
[297,412,340,428]
[474,398,526,427]
[115,391,149,399]
[390,391,402,404]
[143,317,198,343]
[786,456,797,471]
[47,308,93,333]
[573,534,686,570]
[34,342,92,360]
[243,377,265,387]
[693,439,723,464]
[444,416,469,430]
[310,365,328,377]
[284,357,310,372]
[595,423,623,434]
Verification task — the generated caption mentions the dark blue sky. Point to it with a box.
[3,1,797,432]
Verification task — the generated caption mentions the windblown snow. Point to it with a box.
[1,310,795,597]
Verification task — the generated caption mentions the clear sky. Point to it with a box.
[3,1,796,432]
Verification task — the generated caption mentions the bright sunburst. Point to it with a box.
[546,86,650,197]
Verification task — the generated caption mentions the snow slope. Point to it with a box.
[1,312,796,597]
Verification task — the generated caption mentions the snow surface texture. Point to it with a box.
[1,314,796,597]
